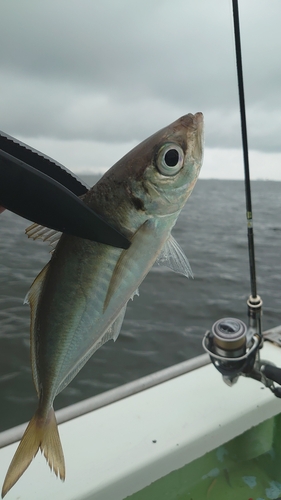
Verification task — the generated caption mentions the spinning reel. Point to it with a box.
[203,296,281,398]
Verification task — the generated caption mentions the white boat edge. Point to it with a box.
[0,338,281,500]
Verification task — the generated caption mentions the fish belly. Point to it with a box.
[32,215,172,405]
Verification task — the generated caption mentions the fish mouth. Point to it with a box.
[194,112,204,129]
[179,112,204,131]
[176,112,204,160]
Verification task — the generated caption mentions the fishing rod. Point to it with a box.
[203,0,281,397]
[231,0,263,338]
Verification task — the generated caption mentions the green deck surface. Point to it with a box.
[125,413,281,500]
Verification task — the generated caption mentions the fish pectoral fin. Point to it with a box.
[156,234,193,278]
[104,219,155,311]
[2,408,65,498]
[25,223,61,249]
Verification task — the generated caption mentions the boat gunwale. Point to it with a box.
[0,353,210,448]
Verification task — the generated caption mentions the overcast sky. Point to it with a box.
[1,0,280,180]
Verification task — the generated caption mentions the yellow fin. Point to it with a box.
[2,407,65,498]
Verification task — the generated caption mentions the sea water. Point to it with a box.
[0,179,280,431]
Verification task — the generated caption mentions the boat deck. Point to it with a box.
[0,341,281,499]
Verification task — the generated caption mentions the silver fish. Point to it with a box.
[2,112,204,497]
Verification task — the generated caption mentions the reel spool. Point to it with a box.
[203,318,260,385]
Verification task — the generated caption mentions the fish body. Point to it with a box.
[2,112,204,497]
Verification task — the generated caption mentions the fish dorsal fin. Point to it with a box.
[25,223,61,249]
[156,234,193,278]
[24,262,50,395]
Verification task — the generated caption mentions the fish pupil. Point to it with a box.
[164,149,179,167]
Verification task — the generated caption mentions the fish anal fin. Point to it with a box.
[2,408,65,498]
[156,234,193,278]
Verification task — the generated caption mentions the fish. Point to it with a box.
[2,112,204,497]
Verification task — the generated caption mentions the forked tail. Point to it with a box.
[2,407,65,498]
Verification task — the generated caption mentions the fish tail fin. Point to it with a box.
[2,407,65,498]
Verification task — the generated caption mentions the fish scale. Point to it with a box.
[48,242,123,394]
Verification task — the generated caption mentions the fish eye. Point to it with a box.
[156,144,184,176]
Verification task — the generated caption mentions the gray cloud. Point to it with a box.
[1,0,281,157]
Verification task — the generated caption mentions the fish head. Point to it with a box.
[132,112,204,217]
[85,113,203,232]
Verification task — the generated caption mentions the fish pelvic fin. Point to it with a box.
[2,407,65,498]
